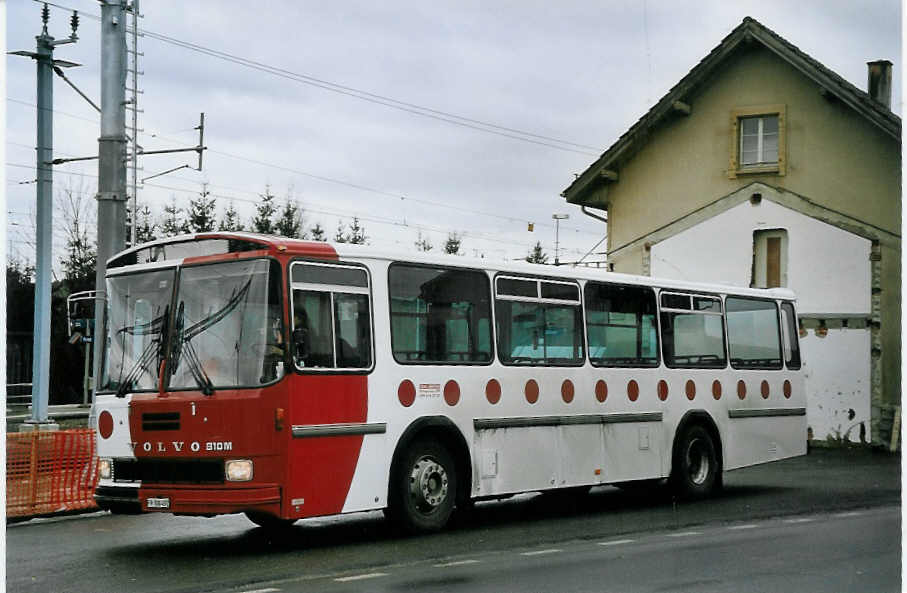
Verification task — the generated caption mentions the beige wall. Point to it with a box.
[606,44,900,266]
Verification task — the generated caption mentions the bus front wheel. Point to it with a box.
[670,425,721,498]
[390,438,457,533]
[245,511,297,530]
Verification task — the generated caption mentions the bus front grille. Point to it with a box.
[142,412,180,431]
[113,459,224,484]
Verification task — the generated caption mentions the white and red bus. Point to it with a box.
[94,232,806,532]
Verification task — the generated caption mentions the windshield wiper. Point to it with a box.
[114,305,169,397]
[168,278,253,396]
[170,301,215,396]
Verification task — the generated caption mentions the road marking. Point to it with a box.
[93,528,111,532]
[727,524,758,530]
[334,573,388,582]
[784,518,815,524]
[521,549,562,556]
[666,531,702,538]
[597,539,635,546]
[434,559,481,567]
[241,589,281,593]
[834,511,862,518]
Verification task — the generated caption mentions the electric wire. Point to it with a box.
[36,0,604,156]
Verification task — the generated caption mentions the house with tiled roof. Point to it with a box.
[562,17,900,447]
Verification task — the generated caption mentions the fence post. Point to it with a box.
[27,432,39,514]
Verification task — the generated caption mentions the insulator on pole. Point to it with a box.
[71,11,80,35]
[41,3,50,28]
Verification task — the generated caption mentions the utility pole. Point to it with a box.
[9,4,79,430]
[552,213,569,266]
[92,0,129,413]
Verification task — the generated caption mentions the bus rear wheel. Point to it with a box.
[671,425,721,498]
[390,438,457,533]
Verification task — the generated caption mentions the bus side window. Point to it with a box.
[780,302,801,369]
[292,290,334,368]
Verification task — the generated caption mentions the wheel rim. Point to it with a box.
[409,455,449,513]
[685,437,710,485]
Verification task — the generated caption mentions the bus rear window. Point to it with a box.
[389,264,492,364]
[726,297,782,369]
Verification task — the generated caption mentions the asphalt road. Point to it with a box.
[6,448,900,593]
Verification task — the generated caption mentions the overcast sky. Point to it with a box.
[5,0,902,270]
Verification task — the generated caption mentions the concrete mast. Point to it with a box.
[91,0,129,410]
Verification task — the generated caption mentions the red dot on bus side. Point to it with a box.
[627,380,639,402]
[595,380,608,403]
[525,379,539,404]
[686,380,696,401]
[737,380,746,400]
[783,380,792,399]
[561,379,574,403]
[761,380,770,399]
[98,411,114,439]
[712,380,722,400]
[398,380,416,407]
[486,379,501,404]
[444,380,460,406]
[657,380,668,401]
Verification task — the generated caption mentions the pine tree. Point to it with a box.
[414,231,433,251]
[444,232,462,255]
[161,196,189,237]
[309,222,326,242]
[251,186,277,234]
[525,241,549,264]
[186,185,216,233]
[135,204,157,244]
[347,217,368,244]
[275,197,304,238]
[334,220,348,243]
[218,201,244,232]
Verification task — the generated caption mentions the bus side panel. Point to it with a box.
[601,422,665,483]
[285,374,368,518]
[475,427,560,495]
[722,373,807,470]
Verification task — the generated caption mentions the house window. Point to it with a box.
[729,104,786,177]
[752,229,788,288]
[739,115,778,166]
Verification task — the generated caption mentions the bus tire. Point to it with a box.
[390,438,456,533]
[670,424,720,498]
[245,511,297,530]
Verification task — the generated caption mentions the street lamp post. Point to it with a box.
[552,213,569,266]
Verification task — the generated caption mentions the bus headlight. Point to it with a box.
[98,458,112,480]
[225,459,253,482]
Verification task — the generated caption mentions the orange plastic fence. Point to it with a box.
[7,429,99,518]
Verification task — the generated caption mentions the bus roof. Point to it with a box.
[108,232,797,301]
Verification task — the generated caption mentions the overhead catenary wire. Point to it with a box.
[36,1,604,157]
[6,101,599,238]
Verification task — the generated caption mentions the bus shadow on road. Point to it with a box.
[105,482,794,561]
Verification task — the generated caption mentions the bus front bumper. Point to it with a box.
[95,483,281,516]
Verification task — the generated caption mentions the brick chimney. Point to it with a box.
[867,60,893,109]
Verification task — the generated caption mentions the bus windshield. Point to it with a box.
[101,268,176,394]
[169,258,284,391]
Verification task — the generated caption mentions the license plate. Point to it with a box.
[146,497,170,509]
